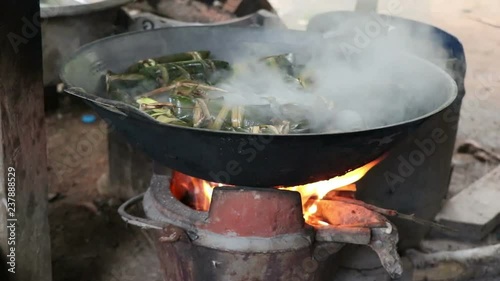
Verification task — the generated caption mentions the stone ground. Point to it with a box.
[46,1,499,280]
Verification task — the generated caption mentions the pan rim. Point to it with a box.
[40,0,133,18]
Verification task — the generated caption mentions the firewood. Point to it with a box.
[324,196,454,232]
[317,200,387,227]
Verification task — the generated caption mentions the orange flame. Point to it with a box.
[170,171,224,211]
[170,157,383,225]
[279,158,382,226]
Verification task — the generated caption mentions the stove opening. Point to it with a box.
[170,156,384,226]
[170,171,226,211]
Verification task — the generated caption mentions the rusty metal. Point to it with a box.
[369,223,403,279]
[159,225,184,243]
[118,193,165,230]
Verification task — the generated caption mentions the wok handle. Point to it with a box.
[65,87,129,117]
[118,193,167,230]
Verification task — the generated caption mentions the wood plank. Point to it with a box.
[435,164,500,240]
[0,0,52,280]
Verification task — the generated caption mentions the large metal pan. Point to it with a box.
[60,26,457,187]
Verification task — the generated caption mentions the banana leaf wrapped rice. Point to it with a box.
[105,51,313,134]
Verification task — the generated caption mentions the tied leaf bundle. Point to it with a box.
[105,51,317,134]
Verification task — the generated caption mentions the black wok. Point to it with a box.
[60,26,457,187]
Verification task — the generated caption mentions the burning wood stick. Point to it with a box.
[408,244,500,281]
[324,196,454,232]
[316,199,403,278]
[317,200,387,228]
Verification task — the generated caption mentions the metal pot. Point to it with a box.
[41,0,132,85]
[126,9,283,31]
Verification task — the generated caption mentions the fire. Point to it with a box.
[170,157,383,225]
[170,171,225,211]
[279,158,382,226]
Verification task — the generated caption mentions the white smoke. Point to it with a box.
[213,4,456,133]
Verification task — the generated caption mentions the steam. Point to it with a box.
[215,11,455,133]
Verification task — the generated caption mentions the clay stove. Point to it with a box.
[119,160,407,281]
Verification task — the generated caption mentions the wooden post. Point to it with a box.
[0,0,52,280]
